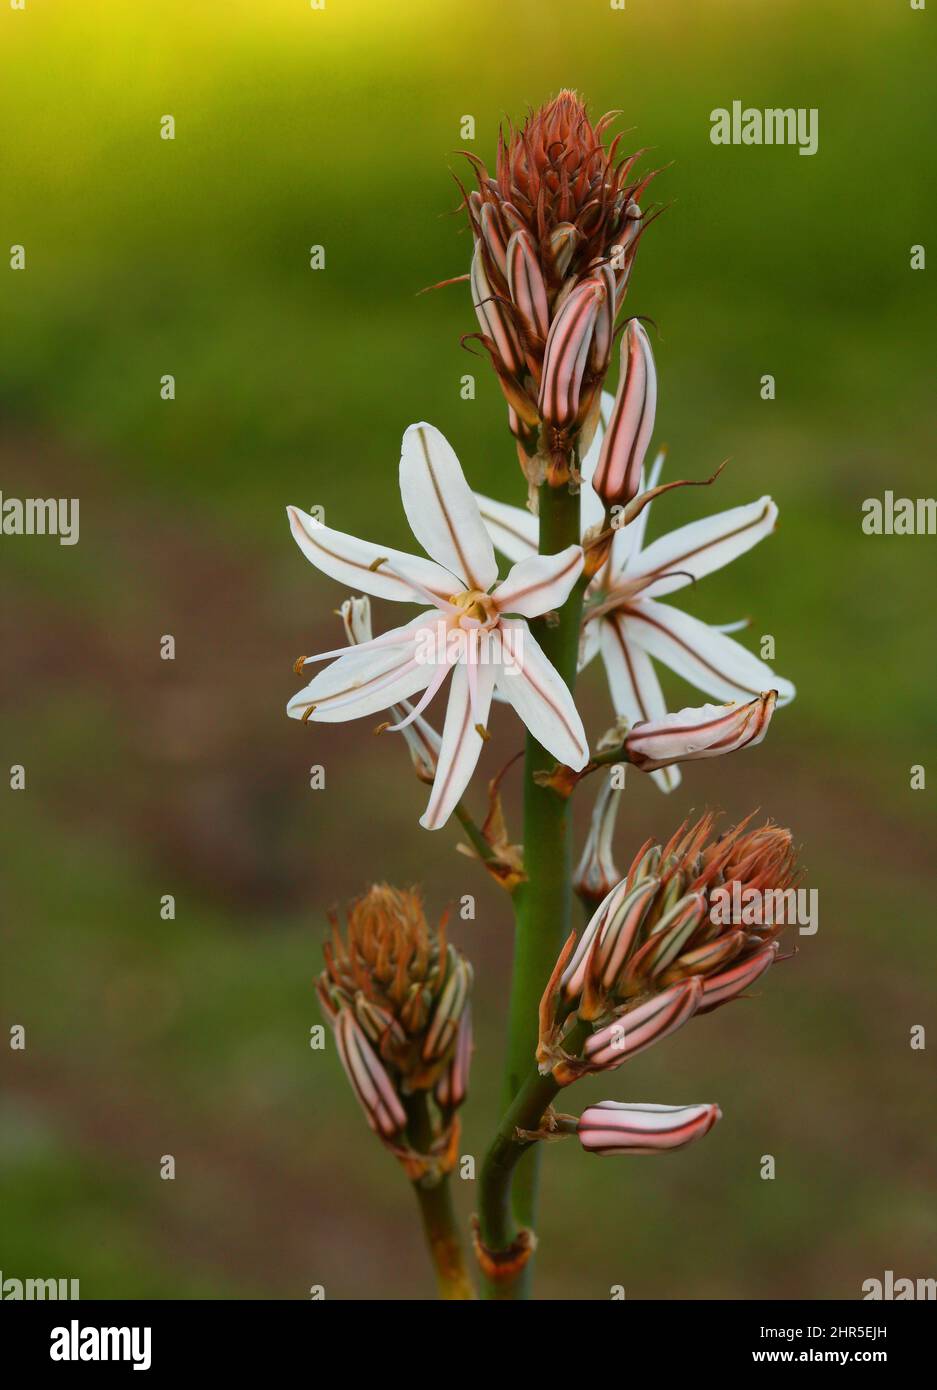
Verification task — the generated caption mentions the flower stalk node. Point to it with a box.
[471,1218,537,1283]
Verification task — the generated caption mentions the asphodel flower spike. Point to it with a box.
[287,422,588,829]
[473,389,794,791]
[625,691,777,774]
[318,886,473,1178]
[540,814,801,1084]
[459,90,659,486]
[576,1101,721,1156]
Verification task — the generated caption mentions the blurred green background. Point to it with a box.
[1,0,935,1299]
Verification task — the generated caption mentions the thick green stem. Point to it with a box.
[406,1094,476,1300]
[411,1178,476,1300]
[489,473,582,1297]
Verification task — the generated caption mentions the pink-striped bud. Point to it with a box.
[577,1100,721,1155]
[434,1006,472,1111]
[589,263,618,374]
[538,278,603,428]
[626,692,777,773]
[506,228,550,343]
[562,876,660,1006]
[698,941,779,1014]
[581,977,702,1074]
[471,243,523,376]
[591,318,657,508]
[334,1009,408,1140]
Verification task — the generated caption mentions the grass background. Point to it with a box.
[1,0,935,1298]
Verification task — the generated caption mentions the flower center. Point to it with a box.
[449,589,498,627]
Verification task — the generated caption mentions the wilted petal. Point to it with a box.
[577,1100,721,1155]
[591,319,657,508]
[626,692,777,772]
[621,600,796,707]
[573,767,625,904]
[399,424,498,591]
[420,656,497,830]
[497,618,589,770]
[598,616,681,792]
[494,545,584,619]
[629,496,778,599]
[473,491,540,562]
[287,506,454,606]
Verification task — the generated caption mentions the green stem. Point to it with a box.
[490,472,583,1297]
[406,1094,476,1300]
[411,1178,476,1300]
[478,1019,590,1300]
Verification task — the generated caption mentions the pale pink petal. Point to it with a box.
[287,617,442,723]
[605,449,665,580]
[287,506,454,605]
[621,600,796,706]
[629,496,778,598]
[599,617,681,792]
[497,618,589,770]
[420,658,497,830]
[399,424,498,592]
[494,545,584,619]
[473,491,540,562]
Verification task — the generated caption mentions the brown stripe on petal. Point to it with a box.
[623,605,763,698]
[414,426,480,589]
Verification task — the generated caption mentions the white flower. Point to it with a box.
[286,423,588,829]
[475,393,795,792]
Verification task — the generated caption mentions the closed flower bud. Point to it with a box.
[572,765,626,906]
[458,91,658,467]
[579,978,702,1075]
[544,814,800,1080]
[626,692,777,773]
[538,278,604,430]
[577,1100,721,1155]
[591,318,657,509]
[319,886,474,1167]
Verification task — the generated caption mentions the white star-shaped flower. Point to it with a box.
[287,423,588,829]
[475,394,795,792]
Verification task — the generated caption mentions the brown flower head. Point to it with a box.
[460,91,659,483]
[540,815,800,1083]
[317,885,473,1176]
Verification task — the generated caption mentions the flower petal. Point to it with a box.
[473,491,540,562]
[399,423,498,591]
[287,506,454,605]
[598,617,681,792]
[497,618,589,770]
[622,600,796,706]
[288,616,440,723]
[629,496,778,598]
[420,657,497,830]
[494,545,584,619]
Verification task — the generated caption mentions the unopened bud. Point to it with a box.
[591,319,657,508]
[577,1100,721,1156]
[626,692,777,773]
